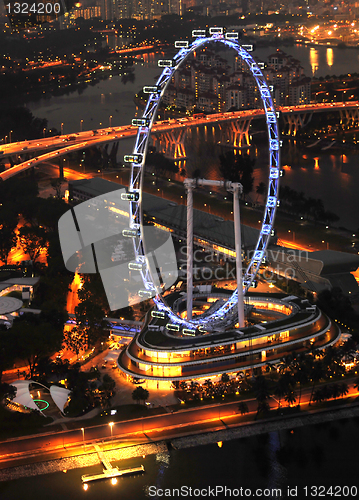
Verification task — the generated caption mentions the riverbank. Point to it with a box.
[1,399,359,482]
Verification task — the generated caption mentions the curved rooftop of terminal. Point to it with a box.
[118,293,341,383]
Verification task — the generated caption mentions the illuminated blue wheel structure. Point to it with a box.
[126,27,280,330]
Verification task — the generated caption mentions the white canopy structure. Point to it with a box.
[10,380,70,415]
[11,380,41,412]
[50,385,71,413]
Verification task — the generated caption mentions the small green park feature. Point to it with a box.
[33,400,50,411]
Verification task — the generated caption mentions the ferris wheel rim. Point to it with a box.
[128,31,281,330]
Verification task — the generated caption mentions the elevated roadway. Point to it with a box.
[1,101,358,181]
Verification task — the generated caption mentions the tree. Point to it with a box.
[284,388,297,407]
[0,205,19,264]
[237,401,249,415]
[77,274,109,314]
[265,362,277,382]
[309,360,325,405]
[185,137,216,181]
[18,225,47,263]
[0,329,17,383]
[256,399,270,418]
[99,374,116,409]
[189,380,199,392]
[36,197,69,232]
[0,107,47,142]
[132,386,149,404]
[145,150,178,184]
[274,377,287,408]
[312,388,326,404]
[74,299,108,348]
[328,383,341,400]
[63,327,87,359]
[221,373,230,383]
[219,150,255,196]
[338,382,349,399]
[50,178,66,199]
[255,182,266,202]
[12,316,63,379]
[252,375,270,418]
[180,381,188,390]
[0,225,17,264]
[0,382,16,401]
[295,365,309,406]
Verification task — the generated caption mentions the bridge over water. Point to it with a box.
[1,101,358,181]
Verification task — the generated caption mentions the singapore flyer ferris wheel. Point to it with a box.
[124,27,281,330]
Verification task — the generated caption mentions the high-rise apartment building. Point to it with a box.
[162,47,311,113]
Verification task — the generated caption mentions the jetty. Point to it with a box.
[81,444,144,484]
[307,138,321,148]
[321,140,336,150]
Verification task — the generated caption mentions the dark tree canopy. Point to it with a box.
[219,151,255,195]
[132,386,149,404]
[11,315,63,379]
[0,108,47,142]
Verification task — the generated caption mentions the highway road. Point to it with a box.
[1,101,358,182]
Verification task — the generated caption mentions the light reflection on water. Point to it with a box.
[2,418,359,500]
[25,47,359,230]
[327,48,334,68]
[191,136,359,230]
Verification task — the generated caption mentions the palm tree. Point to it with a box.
[132,386,149,405]
[204,379,213,390]
[252,375,270,401]
[309,360,325,405]
[265,362,277,382]
[353,377,359,393]
[312,389,325,404]
[190,380,199,392]
[278,354,294,375]
[295,366,309,406]
[256,399,270,419]
[323,345,343,377]
[180,381,188,391]
[340,338,357,358]
[284,387,297,407]
[221,373,230,383]
[252,375,270,418]
[338,382,349,399]
[328,383,340,400]
[237,401,249,415]
[274,377,287,408]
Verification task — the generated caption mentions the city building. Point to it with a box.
[167,47,311,114]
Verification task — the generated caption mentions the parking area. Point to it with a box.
[81,348,178,408]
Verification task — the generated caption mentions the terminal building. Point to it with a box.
[68,177,277,259]
[68,178,345,387]
[118,294,340,386]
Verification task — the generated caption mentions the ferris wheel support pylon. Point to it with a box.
[125,28,281,330]
[184,178,245,327]
[228,182,245,328]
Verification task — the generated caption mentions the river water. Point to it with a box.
[1,417,359,500]
[25,44,359,231]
